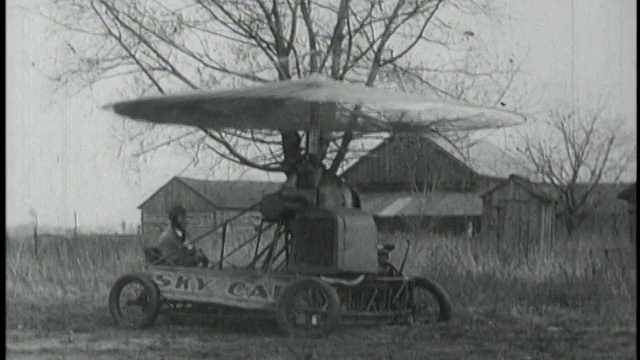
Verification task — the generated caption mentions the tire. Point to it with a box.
[109,273,161,329]
[276,278,342,338]
[412,277,453,323]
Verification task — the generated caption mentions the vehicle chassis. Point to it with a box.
[109,206,451,337]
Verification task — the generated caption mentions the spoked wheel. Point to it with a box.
[276,278,342,338]
[109,274,161,329]
[411,277,452,324]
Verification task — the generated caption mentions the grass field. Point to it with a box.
[6,232,637,358]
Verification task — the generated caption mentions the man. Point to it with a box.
[377,244,400,276]
[157,204,208,267]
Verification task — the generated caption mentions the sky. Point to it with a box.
[6,0,637,230]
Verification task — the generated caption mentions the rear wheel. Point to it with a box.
[109,274,161,329]
[411,277,452,323]
[276,278,342,338]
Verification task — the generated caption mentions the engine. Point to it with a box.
[258,173,377,275]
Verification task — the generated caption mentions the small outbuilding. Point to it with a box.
[618,182,637,245]
[480,175,557,257]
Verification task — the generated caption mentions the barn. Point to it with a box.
[480,175,557,257]
[137,176,282,260]
[341,134,531,234]
[617,182,636,245]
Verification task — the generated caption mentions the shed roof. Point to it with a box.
[138,176,283,210]
[585,182,634,213]
[617,183,636,204]
[480,174,557,202]
[360,192,483,217]
[481,175,632,213]
[427,135,535,179]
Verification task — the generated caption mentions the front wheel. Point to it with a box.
[411,277,452,323]
[276,278,342,338]
[109,273,161,329]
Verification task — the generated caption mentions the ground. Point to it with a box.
[6,310,636,360]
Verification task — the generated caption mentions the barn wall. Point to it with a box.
[345,138,478,192]
[375,216,481,235]
[140,179,217,245]
[141,190,265,266]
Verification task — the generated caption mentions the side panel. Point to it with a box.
[147,267,295,310]
[339,212,379,274]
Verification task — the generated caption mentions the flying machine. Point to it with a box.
[106,76,525,337]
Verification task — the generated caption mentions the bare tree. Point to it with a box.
[33,0,521,179]
[517,105,636,235]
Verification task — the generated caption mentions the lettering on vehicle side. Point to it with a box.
[153,273,211,292]
[152,273,284,300]
[226,281,285,301]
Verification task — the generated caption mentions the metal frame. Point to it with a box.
[138,206,418,322]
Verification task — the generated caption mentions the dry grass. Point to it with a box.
[382,231,636,328]
[5,231,637,331]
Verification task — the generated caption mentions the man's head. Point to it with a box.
[168,204,187,230]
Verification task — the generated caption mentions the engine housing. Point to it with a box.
[288,207,379,275]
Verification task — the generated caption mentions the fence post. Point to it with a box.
[74,211,78,241]
[33,218,39,261]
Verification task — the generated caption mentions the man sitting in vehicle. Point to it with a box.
[377,244,400,276]
[157,204,209,267]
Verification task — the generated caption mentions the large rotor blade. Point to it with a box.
[105,77,525,133]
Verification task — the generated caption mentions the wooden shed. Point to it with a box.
[138,176,281,260]
[480,175,557,257]
[618,182,636,245]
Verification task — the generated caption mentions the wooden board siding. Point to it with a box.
[137,177,284,265]
[375,215,481,235]
[343,137,478,192]
[481,180,556,258]
[142,210,265,265]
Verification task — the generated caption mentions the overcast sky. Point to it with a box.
[6,0,637,229]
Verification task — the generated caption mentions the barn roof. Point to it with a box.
[360,192,483,217]
[340,134,534,180]
[427,135,535,179]
[137,176,283,210]
[178,177,283,209]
